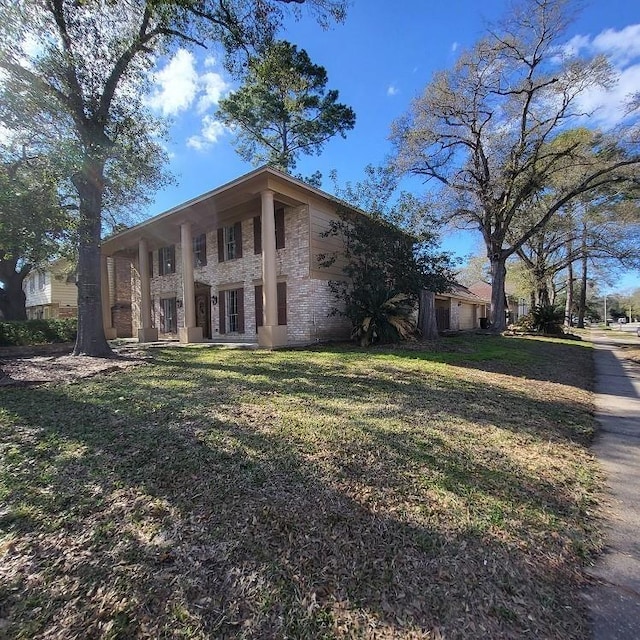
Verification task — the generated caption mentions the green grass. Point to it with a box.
[0,335,600,639]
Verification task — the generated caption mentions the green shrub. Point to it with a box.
[0,318,77,347]
[530,305,564,335]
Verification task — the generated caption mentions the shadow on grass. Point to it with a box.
[0,344,596,639]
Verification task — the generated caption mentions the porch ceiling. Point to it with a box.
[101,168,309,257]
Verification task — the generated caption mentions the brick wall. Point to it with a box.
[126,203,350,344]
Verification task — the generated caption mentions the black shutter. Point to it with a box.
[253,216,262,254]
[234,221,243,258]
[148,251,153,278]
[237,287,245,333]
[255,285,263,332]
[275,208,285,249]
[217,228,225,262]
[277,281,287,325]
[219,290,226,334]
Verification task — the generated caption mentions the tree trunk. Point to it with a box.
[564,257,574,327]
[577,251,587,329]
[73,159,113,357]
[418,289,439,341]
[536,281,551,307]
[490,256,508,332]
[0,261,28,320]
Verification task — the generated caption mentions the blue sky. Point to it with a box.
[146,0,640,292]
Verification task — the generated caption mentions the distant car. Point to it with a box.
[618,317,627,324]
[637,326,640,337]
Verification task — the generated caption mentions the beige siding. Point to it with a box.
[458,302,477,330]
[309,204,347,280]
[50,275,78,309]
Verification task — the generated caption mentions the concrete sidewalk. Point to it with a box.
[584,331,640,639]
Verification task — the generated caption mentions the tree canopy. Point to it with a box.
[0,142,72,320]
[217,40,355,172]
[391,0,640,332]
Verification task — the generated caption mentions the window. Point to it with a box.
[255,282,287,331]
[38,271,46,290]
[158,245,175,275]
[160,297,177,333]
[275,208,285,250]
[193,233,207,267]
[253,208,286,254]
[217,222,243,262]
[29,277,35,293]
[219,287,244,334]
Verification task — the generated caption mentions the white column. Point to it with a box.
[101,254,117,339]
[137,238,158,342]
[258,190,287,347]
[262,190,278,327]
[179,221,203,343]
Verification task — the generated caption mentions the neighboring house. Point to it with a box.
[468,281,529,325]
[23,259,78,320]
[101,166,357,347]
[435,283,489,332]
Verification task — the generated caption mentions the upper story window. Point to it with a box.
[158,245,176,275]
[193,233,207,267]
[253,208,286,254]
[217,222,243,262]
[38,271,46,290]
[29,277,35,293]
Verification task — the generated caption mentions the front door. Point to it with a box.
[195,292,211,338]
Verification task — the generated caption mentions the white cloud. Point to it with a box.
[560,24,640,129]
[197,71,230,113]
[387,84,398,96]
[592,24,640,66]
[187,116,229,151]
[451,41,459,53]
[148,49,198,116]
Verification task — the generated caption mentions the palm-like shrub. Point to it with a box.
[530,305,564,334]
[349,290,416,347]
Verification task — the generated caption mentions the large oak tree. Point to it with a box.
[391,0,640,331]
[0,0,347,355]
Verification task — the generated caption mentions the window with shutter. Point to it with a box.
[275,208,285,249]
[252,208,285,254]
[255,283,287,331]
[158,245,175,275]
[220,288,245,334]
[193,233,207,267]
[255,285,263,332]
[277,282,287,326]
[218,223,243,261]
[253,216,262,254]
[160,297,177,333]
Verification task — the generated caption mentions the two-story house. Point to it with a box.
[23,259,78,320]
[100,166,354,347]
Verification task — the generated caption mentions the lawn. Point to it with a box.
[0,335,600,639]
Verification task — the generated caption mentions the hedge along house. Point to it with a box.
[100,167,353,347]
